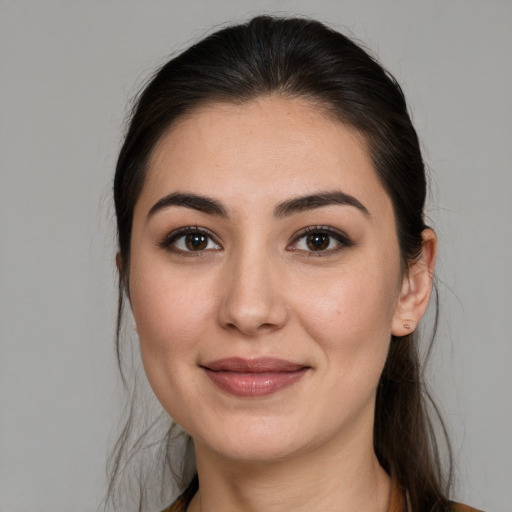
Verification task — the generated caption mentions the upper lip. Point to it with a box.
[202,357,308,373]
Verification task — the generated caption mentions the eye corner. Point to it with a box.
[158,226,223,256]
[288,225,353,256]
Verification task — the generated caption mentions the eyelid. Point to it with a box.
[158,224,352,255]
[159,225,222,254]
[288,225,353,253]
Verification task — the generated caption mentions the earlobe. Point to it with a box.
[391,229,437,337]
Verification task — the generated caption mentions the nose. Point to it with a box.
[217,248,288,337]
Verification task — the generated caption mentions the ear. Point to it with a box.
[392,229,437,336]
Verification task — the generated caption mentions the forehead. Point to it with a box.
[139,95,393,219]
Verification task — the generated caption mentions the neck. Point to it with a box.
[188,430,391,512]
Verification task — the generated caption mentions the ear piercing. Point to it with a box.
[403,322,414,331]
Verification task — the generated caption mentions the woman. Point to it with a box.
[109,16,482,512]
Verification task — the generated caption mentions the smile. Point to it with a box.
[201,357,310,397]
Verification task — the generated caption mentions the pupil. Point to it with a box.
[307,233,329,250]
[186,233,207,250]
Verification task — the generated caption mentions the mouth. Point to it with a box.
[200,357,310,397]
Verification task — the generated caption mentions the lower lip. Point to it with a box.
[203,368,308,397]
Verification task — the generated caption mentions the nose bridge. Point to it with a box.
[218,238,286,335]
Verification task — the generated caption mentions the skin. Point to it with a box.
[126,96,436,512]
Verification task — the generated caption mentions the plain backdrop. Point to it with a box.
[0,1,511,511]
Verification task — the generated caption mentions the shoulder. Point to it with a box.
[448,502,485,512]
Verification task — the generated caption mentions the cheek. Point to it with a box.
[294,264,399,352]
[294,264,400,416]
[129,261,217,365]
[128,261,222,424]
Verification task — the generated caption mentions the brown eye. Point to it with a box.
[161,227,221,254]
[306,233,330,251]
[290,226,352,255]
[185,233,208,251]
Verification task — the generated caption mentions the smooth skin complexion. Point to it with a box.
[127,96,436,512]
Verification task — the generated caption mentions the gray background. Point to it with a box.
[1,1,511,511]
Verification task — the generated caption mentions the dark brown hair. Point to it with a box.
[109,15,452,511]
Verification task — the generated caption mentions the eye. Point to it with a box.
[290,226,352,254]
[160,227,221,254]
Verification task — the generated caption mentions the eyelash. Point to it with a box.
[159,226,222,256]
[159,225,353,256]
[289,225,353,256]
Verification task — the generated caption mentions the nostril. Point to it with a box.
[217,272,288,335]
[260,322,277,331]
[221,318,284,336]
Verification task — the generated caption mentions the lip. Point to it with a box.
[201,357,310,397]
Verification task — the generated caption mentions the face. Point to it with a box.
[128,96,405,464]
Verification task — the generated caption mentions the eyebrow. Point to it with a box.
[274,191,369,218]
[147,192,228,219]
[147,190,369,220]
